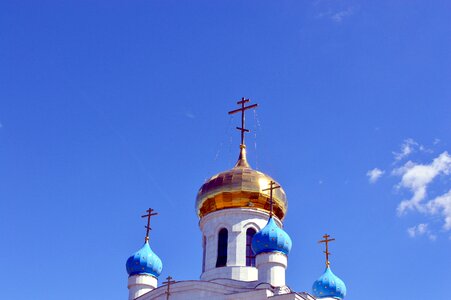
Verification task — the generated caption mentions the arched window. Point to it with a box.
[202,235,206,272]
[246,228,256,267]
[216,228,228,267]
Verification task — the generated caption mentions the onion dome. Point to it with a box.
[251,217,292,255]
[196,146,288,220]
[126,242,163,277]
[312,266,347,299]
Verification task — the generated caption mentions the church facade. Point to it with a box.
[125,99,347,300]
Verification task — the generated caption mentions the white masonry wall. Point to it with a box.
[199,208,283,281]
[137,280,315,300]
[128,274,157,300]
[256,252,288,287]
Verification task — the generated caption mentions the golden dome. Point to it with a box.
[196,146,287,220]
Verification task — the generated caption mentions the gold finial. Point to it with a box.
[228,97,258,150]
[163,275,176,300]
[234,144,250,168]
[141,208,158,243]
[318,234,336,267]
[262,180,281,218]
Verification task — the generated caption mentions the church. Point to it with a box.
[125,99,347,300]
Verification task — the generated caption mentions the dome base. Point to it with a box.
[256,252,288,287]
[128,274,157,300]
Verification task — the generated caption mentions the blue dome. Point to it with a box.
[126,242,163,277]
[312,266,346,299]
[251,217,292,255]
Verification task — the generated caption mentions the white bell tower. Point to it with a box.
[195,98,289,283]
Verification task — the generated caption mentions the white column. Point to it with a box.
[256,252,288,287]
[127,274,157,300]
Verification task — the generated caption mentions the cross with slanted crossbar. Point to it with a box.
[262,180,281,217]
[163,275,176,300]
[228,97,258,146]
[318,234,336,267]
[141,208,158,243]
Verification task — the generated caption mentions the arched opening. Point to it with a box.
[216,228,228,267]
[202,235,206,272]
[246,228,257,267]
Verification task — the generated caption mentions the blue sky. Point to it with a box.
[1,1,450,299]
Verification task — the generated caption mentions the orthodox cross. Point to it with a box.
[141,208,158,243]
[163,275,176,300]
[228,97,258,146]
[262,180,280,217]
[318,234,336,267]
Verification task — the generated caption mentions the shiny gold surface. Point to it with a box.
[196,147,287,219]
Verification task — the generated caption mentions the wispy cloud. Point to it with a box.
[184,112,195,119]
[407,223,436,240]
[331,7,354,23]
[315,4,356,23]
[370,138,451,238]
[392,138,432,162]
[394,151,451,215]
[393,138,417,161]
[426,189,451,230]
[367,168,384,183]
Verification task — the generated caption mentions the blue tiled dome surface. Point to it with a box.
[312,266,346,299]
[126,242,163,277]
[251,217,292,255]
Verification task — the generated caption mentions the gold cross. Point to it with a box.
[163,275,176,300]
[141,208,158,243]
[318,234,336,267]
[228,97,258,147]
[262,180,281,217]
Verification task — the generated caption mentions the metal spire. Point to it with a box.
[228,97,258,146]
[262,180,281,218]
[318,234,336,267]
[141,208,158,243]
[163,275,176,300]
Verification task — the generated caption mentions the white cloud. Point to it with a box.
[394,151,451,215]
[407,223,427,237]
[407,223,436,240]
[367,168,384,183]
[392,138,433,162]
[426,189,451,230]
[392,150,451,233]
[316,5,356,23]
[331,7,354,22]
[393,138,417,161]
